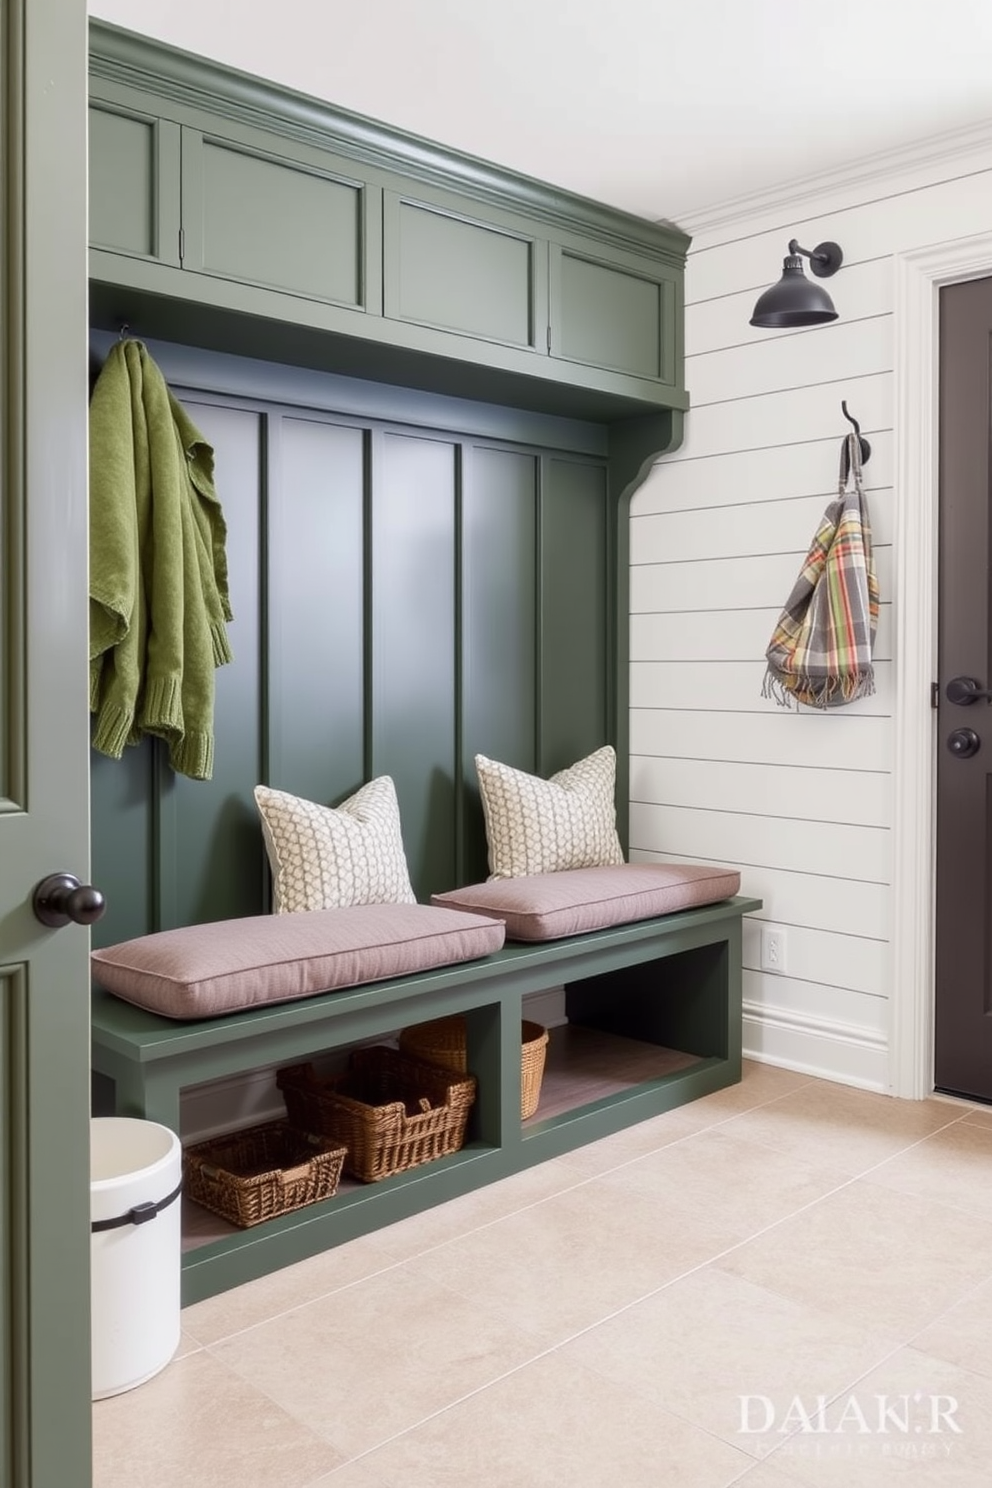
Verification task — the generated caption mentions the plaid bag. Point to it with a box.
[762,432,879,709]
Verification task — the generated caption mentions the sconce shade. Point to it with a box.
[749,241,842,328]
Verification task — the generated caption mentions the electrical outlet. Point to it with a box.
[760,928,787,975]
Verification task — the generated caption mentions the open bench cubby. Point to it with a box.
[91,895,759,1303]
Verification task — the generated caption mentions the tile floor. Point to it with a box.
[92,1061,992,1487]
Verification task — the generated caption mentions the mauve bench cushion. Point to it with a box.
[90,903,506,1019]
[432,862,741,942]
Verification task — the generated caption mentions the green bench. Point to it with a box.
[91,893,760,1303]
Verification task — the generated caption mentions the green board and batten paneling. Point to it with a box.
[89,339,620,947]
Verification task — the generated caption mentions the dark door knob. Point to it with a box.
[946,676,992,706]
[947,728,981,760]
[32,873,107,928]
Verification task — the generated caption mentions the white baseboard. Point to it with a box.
[522,986,567,1030]
[180,987,569,1144]
[743,999,888,1092]
[181,1065,285,1144]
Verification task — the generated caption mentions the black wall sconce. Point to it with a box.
[750,240,843,328]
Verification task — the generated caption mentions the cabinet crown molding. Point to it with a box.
[89,20,690,268]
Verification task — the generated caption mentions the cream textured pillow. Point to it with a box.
[475,746,625,879]
[254,777,416,912]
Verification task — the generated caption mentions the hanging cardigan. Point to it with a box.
[89,340,233,780]
[762,431,879,709]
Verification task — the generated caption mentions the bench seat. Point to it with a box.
[91,892,760,1303]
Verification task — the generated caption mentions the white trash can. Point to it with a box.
[90,1117,182,1400]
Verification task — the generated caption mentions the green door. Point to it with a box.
[1,0,93,1483]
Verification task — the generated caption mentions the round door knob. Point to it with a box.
[947,728,981,760]
[32,873,107,928]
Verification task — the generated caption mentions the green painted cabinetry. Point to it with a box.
[83,24,710,1313]
[383,191,542,349]
[551,242,679,387]
[88,99,181,265]
[182,131,372,308]
[87,23,689,422]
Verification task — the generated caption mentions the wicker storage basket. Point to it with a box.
[183,1120,346,1229]
[277,1046,477,1183]
[399,1015,549,1120]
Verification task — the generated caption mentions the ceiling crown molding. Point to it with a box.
[671,116,992,240]
[89,19,691,267]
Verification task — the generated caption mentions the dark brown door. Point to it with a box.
[935,276,992,1100]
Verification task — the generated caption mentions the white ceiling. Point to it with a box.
[91,0,992,226]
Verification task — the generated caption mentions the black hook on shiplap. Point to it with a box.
[840,400,871,467]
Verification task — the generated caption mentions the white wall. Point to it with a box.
[629,133,992,1091]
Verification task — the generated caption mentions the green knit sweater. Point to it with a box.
[89,341,233,781]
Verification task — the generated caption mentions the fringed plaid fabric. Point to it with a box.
[763,431,879,709]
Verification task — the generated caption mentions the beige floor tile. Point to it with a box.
[761,1347,992,1486]
[91,1348,344,1488]
[361,1347,754,1488]
[407,1169,740,1341]
[94,1064,992,1487]
[864,1119,992,1226]
[913,1275,992,1380]
[594,1125,851,1242]
[562,1267,896,1458]
[551,1111,704,1178]
[716,1083,965,1177]
[367,1155,585,1260]
[716,1181,992,1342]
[677,1061,819,1127]
[309,1463,392,1488]
[182,1232,399,1345]
[728,1465,812,1488]
[209,1262,548,1459]
[171,1329,202,1362]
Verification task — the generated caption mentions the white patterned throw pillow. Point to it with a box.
[253,777,416,912]
[475,746,625,880]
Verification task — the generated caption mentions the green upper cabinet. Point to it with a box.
[383,192,544,351]
[181,129,380,311]
[550,240,681,388]
[87,22,689,419]
[88,99,181,266]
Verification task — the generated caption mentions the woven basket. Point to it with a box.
[399,1015,549,1120]
[277,1046,477,1183]
[183,1120,346,1229]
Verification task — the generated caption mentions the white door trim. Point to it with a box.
[891,230,992,1098]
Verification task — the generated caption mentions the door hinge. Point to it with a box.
[547,324,552,353]
[931,681,940,709]
[178,227,185,265]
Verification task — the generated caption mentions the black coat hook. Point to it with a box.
[840,400,871,465]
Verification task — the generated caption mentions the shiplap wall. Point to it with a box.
[628,136,992,1090]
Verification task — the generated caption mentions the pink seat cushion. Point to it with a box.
[90,903,506,1020]
[432,862,741,942]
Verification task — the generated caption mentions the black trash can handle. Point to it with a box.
[91,1178,183,1233]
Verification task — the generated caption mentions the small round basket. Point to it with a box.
[399,1015,549,1120]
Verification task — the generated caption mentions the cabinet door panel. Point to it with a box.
[184,133,367,307]
[386,197,535,348]
[88,104,181,265]
[553,248,676,383]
